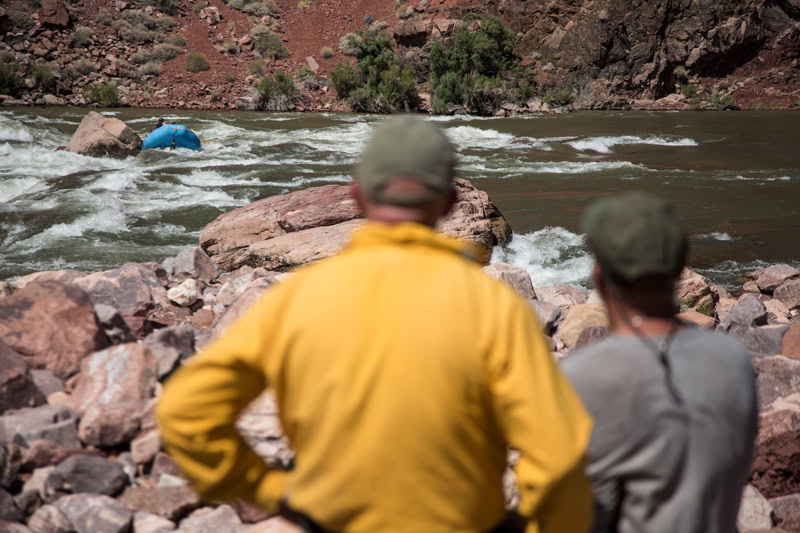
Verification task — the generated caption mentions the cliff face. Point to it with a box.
[444,0,800,107]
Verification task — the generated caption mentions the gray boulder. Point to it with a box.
[46,455,127,499]
[67,112,141,158]
[94,304,137,345]
[54,494,132,533]
[0,486,23,522]
[27,503,74,533]
[0,404,80,449]
[0,340,46,414]
[73,263,164,317]
[172,247,218,283]
[756,264,800,293]
[728,324,790,357]
[775,279,800,310]
[719,294,768,331]
[143,324,196,380]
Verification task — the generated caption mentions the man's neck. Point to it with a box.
[606,299,681,337]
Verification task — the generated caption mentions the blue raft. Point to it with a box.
[142,124,203,151]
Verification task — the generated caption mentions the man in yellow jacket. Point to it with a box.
[157,117,593,533]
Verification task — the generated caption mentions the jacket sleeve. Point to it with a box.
[155,292,288,513]
[485,294,594,533]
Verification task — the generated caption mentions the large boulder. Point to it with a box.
[0,340,46,414]
[719,294,768,331]
[558,304,609,348]
[73,263,164,316]
[737,485,775,531]
[756,265,800,294]
[775,280,800,310]
[0,404,81,449]
[67,112,142,158]
[39,0,69,27]
[118,485,201,522]
[178,505,242,533]
[200,178,511,272]
[0,281,109,379]
[45,455,128,500]
[675,268,717,316]
[482,262,536,300]
[783,323,800,360]
[534,284,588,309]
[15,269,87,290]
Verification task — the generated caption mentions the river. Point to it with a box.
[1,107,799,290]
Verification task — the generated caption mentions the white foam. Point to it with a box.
[260,175,352,188]
[765,176,791,181]
[531,161,648,174]
[567,135,698,154]
[491,227,593,288]
[696,232,735,242]
[0,142,126,178]
[445,126,518,151]
[0,177,42,203]
[178,169,261,187]
[0,118,35,142]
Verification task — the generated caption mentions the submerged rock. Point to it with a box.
[67,112,142,158]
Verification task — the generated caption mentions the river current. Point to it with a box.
[1,107,799,290]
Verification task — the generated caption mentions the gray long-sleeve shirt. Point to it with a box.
[561,328,758,533]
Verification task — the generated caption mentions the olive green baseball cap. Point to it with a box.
[582,192,688,281]
[355,116,455,206]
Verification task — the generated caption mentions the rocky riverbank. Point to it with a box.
[1,179,799,532]
[1,0,799,112]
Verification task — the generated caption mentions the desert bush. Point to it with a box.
[97,8,114,25]
[122,10,173,31]
[227,0,245,9]
[0,57,22,97]
[517,79,536,103]
[339,32,361,56]
[84,81,119,106]
[248,60,266,76]
[117,60,138,79]
[193,1,207,13]
[8,10,35,30]
[249,24,271,39]
[542,86,573,106]
[31,63,57,91]
[320,46,335,59]
[681,83,698,102]
[139,61,162,77]
[61,65,79,82]
[222,39,239,55]
[241,1,273,16]
[152,43,183,61]
[118,22,159,44]
[153,16,175,31]
[297,0,311,8]
[428,16,517,115]
[225,73,235,82]
[73,58,97,75]
[146,0,180,15]
[130,49,154,64]
[297,65,315,79]
[254,70,296,111]
[186,52,210,72]
[330,29,418,113]
[253,31,287,59]
[71,26,93,48]
[167,33,187,46]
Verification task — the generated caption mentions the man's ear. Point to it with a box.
[350,181,366,214]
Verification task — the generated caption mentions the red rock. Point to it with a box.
[73,263,164,316]
[0,281,109,379]
[783,323,800,360]
[39,0,69,27]
[534,284,588,309]
[67,111,142,158]
[482,262,536,300]
[14,269,86,290]
[677,310,716,329]
[118,485,201,522]
[54,494,132,533]
[0,340,46,414]
[575,325,610,349]
[558,304,609,348]
[675,267,717,315]
[775,280,800,310]
[756,264,800,293]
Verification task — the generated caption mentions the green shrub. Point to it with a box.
[146,0,180,15]
[241,0,276,16]
[31,63,57,91]
[227,0,245,9]
[193,1,208,13]
[97,8,114,25]
[331,60,359,98]
[254,70,296,111]
[320,46,334,59]
[339,32,361,56]
[117,60,138,79]
[73,58,97,75]
[139,61,162,76]
[297,0,311,7]
[0,58,22,98]
[517,79,536,103]
[297,65,315,79]
[62,65,79,82]
[709,91,734,108]
[249,24,271,39]
[248,60,266,76]
[84,81,119,106]
[152,43,183,62]
[71,26,93,48]
[542,86,573,106]
[225,73,235,82]
[8,10,35,30]
[253,32,288,59]
[167,33,187,46]
[330,29,418,113]
[186,52,210,72]
[428,16,517,115]
[153,16,175,31]
[130,50,153,64]
[681,83,698,102]
[119,23,159,44]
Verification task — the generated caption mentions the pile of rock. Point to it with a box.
[0,181,798,532]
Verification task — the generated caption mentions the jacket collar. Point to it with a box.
[347,221,485,264]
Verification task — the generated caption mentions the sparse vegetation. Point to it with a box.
[0,55,22,98]
[139,61,162,77]
[225,73,235,82]
[167,33,187,46]
[297,65,315,80]
[709,90,734,108]
[193,1,208,13]
[71,26,94,48]
[297,0,311,8]
[681,83,699,103]
[248,60,266,76]
[254,70,297,111]
[330,29,418,113]
[118,22,160,44]
[428,16,517,114]
[31,63,57,91]
[73,58,97,75]
[117,60,138,79]
[8,10,35,30]
[97,8,114,26]
[84,81,120,106]
[231,0,277,16]
[146,0,180,15]
[253,31,288,60]
[186,52,210,73]
[542,86,573,107]
[320,46,335,59]
[152,44,183,62]
[223,39,239,55]
[122,10,174,31]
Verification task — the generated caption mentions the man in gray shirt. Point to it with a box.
[561,192,758,533]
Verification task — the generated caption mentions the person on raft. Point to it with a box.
[154,118,164,131]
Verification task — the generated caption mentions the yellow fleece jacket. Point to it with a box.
[157,222,593,533]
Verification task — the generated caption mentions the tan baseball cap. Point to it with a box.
[355,116,455,206]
